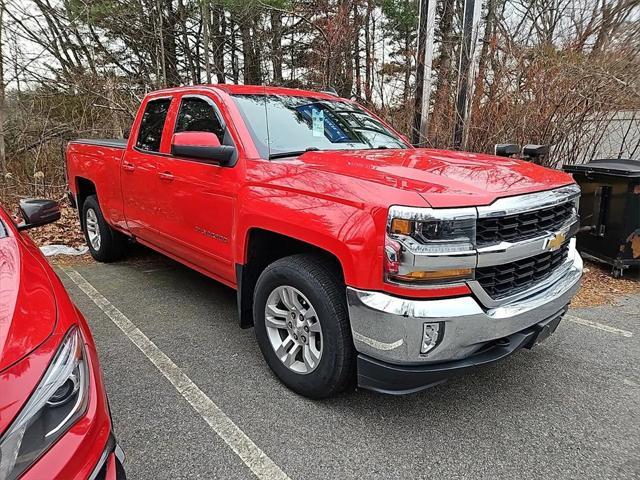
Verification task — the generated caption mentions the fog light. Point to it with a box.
[421,323,441,354]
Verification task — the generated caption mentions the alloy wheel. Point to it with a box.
[264,285,323,374]
[85,208,101,251]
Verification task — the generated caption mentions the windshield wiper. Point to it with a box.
[269,147,320,160]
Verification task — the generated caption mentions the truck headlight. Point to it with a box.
[385,206,476,284]
[0,328,89,480]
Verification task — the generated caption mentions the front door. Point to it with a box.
[121,97,172,243]
[153,93,238,284]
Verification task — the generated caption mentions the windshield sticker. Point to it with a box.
[312,109,325,137]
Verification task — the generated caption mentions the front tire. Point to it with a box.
[253,254,355,399]
[82,195,127,262]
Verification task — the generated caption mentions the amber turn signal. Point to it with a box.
[394,268,473,282]
[390,218,412,235]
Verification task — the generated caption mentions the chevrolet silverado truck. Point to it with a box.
[65,85,583,398]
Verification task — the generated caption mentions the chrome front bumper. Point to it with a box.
[347,240,583,365]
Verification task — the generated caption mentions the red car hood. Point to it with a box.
[0,233,56,373]
[296,148,575,207]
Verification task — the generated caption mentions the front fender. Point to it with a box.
[234,184,381,287]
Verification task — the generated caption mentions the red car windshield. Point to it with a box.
[232,94,409,159]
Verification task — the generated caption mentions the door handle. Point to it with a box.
[158,171,174,181]
[122,162,135,172]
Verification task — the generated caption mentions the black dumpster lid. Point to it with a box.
[563,158,640,177]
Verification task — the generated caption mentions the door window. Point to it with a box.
[136,99,171,152]
[175,97,226,144]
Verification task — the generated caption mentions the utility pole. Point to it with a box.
[412,0,428,145]
[412,0,437,146]
[452,0,481,149]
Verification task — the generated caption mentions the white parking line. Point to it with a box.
[61,266,291,480]
[565,314,634,338]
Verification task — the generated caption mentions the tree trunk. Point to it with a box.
[0,1,5,175]
[203,0,211,83]
[403,26,411,105]
[353,2,362,99]
[470,0,496,126]
[163,0,180,86]
[230,18,240,84]
[178,0,197,84]
[212,7,226,83]
[364,0,373,103]
[429,0,456,143]
[271,10,283,84]
[240,14,261,84]
[591,2,613,55]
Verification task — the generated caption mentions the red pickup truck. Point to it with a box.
[66,85,583,398]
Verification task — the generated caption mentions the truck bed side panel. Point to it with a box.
[66,141,128,232]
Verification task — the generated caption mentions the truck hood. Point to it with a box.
[295,148,575,207]
[0,234,56,373]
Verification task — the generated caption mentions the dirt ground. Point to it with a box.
[27,201,86,248]
[573,259,640,307]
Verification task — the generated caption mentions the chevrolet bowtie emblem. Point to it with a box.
[545,232,566,251]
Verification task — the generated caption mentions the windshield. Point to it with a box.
[231,94,409,159]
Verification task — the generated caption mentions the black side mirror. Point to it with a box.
[17,199,61,231]
[494,144,520,157]
[170,132,236,166]
[522,144,549,158]
[171,144,236,165]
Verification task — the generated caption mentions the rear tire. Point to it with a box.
[253,254,355,399]
[82,195,127,262]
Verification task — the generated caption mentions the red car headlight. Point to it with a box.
[0,327,90,480]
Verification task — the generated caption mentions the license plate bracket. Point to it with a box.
[527,313,564,348]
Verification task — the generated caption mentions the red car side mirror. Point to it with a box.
[171,131,235,165]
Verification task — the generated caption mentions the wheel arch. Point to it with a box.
[236,228,346,329]
[75,177,97,227]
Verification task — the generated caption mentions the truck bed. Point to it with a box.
[66,138,129,228]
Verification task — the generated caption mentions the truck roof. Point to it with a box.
[150,84,345,101]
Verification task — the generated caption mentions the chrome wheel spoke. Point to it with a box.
[279,287,296,311]
[266,303,288,319]
[85,209,101,250]
[283,343,301,367]
[308,320,321,333]
[290,294,305,312]
[265,315,287,329]
[303,306,317,322]
[275,335,295,358]
[303,344,320,370]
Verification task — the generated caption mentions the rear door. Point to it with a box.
[121,96,173,242]
[153,92,239,284]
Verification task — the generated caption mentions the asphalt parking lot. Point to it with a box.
[55,247,639,480]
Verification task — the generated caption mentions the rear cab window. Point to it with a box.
[136,98,172,152]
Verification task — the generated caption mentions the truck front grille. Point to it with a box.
[475,244,569,299]
[476,202,575,246]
